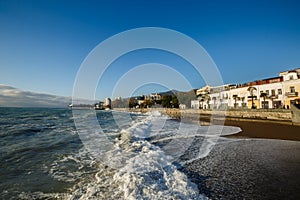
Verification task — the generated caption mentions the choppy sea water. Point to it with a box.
[0,107,241,199]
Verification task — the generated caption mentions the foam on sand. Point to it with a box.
[47,110,240,199]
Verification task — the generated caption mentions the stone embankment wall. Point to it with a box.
[291,104,300,124]
[113,108,292,121]
[164,109,291,121]
[225,110,291,120]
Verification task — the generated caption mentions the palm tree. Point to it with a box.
[260,92,268,109]
[247,86,257,109]
[241,97,246,108]
[206,96,211,109]
[212,97,217,109]
[200,98,204,109]
[233,94,238,109]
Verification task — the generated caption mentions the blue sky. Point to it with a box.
[1,0,300,103]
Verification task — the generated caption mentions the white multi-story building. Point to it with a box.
[191,100,200,109]
[144,93,162,101]
[255,80,284,109]
[227,86,248,108]
[104,97,112,108]
[280,69,300,108]
[192,68,300,109]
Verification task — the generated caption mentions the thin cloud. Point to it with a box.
[0,84,17,90]
[0,84,72,107]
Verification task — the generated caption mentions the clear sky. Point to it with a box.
[1,0,300,102]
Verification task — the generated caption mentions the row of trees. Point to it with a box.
[161,95,179,108]
[112,95,180,109]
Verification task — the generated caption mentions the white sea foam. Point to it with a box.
[47,110,241,199]
[144,111,241,163]
[18,191,71,199]
[67,142,204,199]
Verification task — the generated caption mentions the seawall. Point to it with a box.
[164,109,291,121]
[113,108,292,123]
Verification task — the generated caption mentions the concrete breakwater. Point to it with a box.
[113,108,292,122]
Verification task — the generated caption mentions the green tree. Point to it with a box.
[161,95,172,108]
[206,96,211,109]
[155,99,162,105]
[212,97,217,109]
[141,99,154,108]
[128,98,136,108]
[241,97,246,108]
[172,96,179,108]
[233,95,238,109]
[260,92,268,109]
[247,86,257,109]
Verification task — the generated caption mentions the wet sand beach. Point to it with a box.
[170,110,300,199]
[160,109,300,141]
[120,108,300,199]
[223,118,300,141]
[183,139,300,200]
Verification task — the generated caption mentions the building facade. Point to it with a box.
[280,69,300,108]
[103,97,112,108]
[192,68,300,109]
[191,100,200,109]
[144,93,162,101]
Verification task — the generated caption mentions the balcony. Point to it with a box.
[268,95,278,99]
[285,91,298,97]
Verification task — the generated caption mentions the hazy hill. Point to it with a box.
[158,89,197,107]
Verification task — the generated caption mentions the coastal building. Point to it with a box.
[208,84,232,109]
[192,68,300,109]
[191,100,200,109]
[95,101,104,110]
[280,69,300,108]
[227,85,248,109]
[195,85,211,97]
[144,93,162,101]
[234,76,284,109]
[103,98,112,109]
[137,99,145,106]
[179,104,186,109]
[114,97,122,101]
[195,85,211,109]
[255,77,284,109]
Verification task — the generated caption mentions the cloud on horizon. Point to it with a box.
[0,84,72,107]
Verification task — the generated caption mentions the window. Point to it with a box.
[271,89,275,96]
[266,90,269,95]
[290,86,295,93]
[260,91,264,94]
[289,75,294,80]
[278,89,282,95]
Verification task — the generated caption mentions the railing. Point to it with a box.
[268,95,278,99]
[285,91,298,97]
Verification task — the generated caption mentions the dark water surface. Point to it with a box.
[0,108,209,199]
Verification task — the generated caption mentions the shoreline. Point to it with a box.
[183,139,300,199]
[113,108,300,141]
[112,108,300,199]
[176,111,300,199]
[156,108,300,199]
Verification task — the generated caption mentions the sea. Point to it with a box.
[0,107,241,200]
